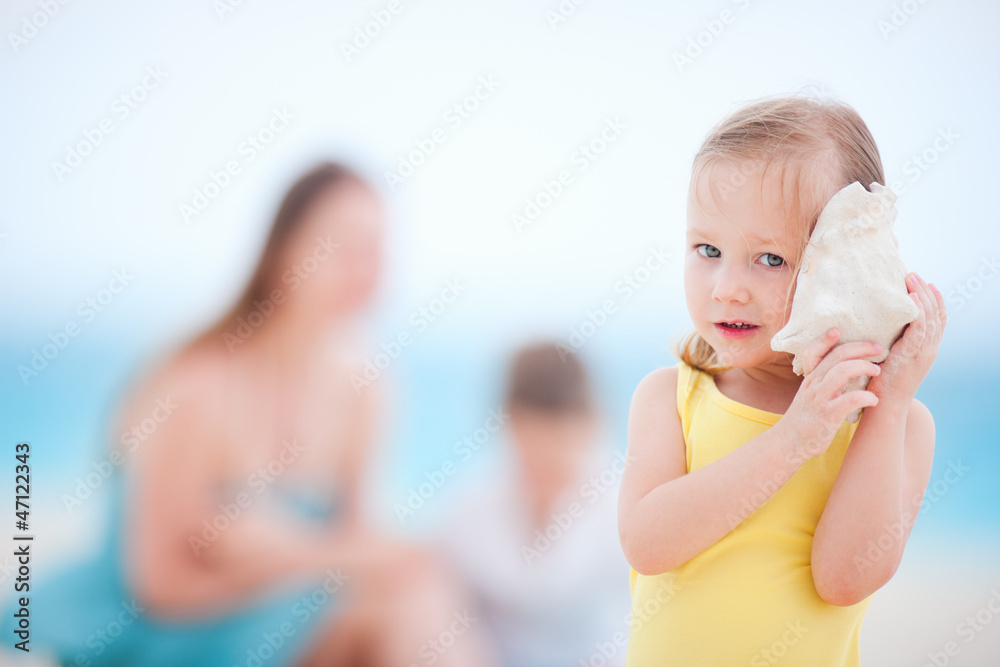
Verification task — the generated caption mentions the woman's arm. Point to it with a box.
[811,273,945,606]
[124,356,401,619]
[328,359,383,531]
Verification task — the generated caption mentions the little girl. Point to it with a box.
[617,95,946,665]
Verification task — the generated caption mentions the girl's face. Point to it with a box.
[684,160,811,371]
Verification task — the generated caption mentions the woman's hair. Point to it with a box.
[676,93,886,373]
[504,343,594,414]
[195,161,367,347]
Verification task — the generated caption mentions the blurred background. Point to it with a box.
[1,0,998,665]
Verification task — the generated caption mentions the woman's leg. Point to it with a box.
[296,553,497,667]
[295,603,376,667]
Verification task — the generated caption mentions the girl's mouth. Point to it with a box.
[714,321,761,339]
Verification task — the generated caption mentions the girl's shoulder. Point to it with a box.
[632,363,690,427]
[631,360,711,412]
[633,364,679,403]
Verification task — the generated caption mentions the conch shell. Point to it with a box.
[770,181,918,423]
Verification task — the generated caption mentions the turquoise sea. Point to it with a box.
[2,333,997,556]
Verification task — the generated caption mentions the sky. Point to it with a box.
[2,0,997,367]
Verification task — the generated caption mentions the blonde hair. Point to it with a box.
[675,93,886,373]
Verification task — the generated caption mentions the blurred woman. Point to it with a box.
[12,163,496,667]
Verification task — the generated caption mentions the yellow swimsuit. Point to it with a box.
[625,361,874,666]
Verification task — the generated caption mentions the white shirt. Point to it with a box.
[434,440,632,667]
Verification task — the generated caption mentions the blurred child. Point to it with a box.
[617,95,946,665]
[437,343,632,667]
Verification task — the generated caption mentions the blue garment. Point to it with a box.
[2,474,345,667]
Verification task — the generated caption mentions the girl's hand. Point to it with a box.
[867,272,947,407]
[778,330,882,461]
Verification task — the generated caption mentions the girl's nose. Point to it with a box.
[711,262,751,304]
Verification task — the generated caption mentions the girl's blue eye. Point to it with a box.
[696,244,721,258]
[758,253,784,267]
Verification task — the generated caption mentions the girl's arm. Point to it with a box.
[617,347,878,576]
[811,273,945,606]
[617,366,800,575]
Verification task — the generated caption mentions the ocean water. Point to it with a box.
[1,336,998,562]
